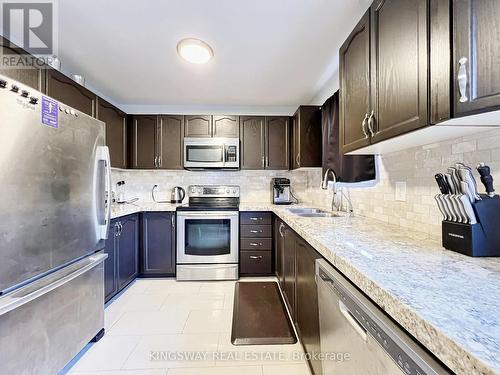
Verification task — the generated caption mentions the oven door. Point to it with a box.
[177,211,239,264]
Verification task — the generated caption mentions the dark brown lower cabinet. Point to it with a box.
[282,225,297,319]
[276,216,322,375]
[141,212,176,276]
[296,238,323,375]
[239,212,273,276]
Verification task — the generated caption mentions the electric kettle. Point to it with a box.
[170,186,186,203]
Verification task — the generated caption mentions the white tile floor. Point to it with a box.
[63,278,311,375]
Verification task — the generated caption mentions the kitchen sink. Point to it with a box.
[286,207,341,218]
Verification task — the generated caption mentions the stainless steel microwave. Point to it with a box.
[184,138,240,170]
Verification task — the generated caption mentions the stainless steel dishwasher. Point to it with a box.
[315,259,450,375]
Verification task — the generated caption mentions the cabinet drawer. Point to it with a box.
[240,212,272,225]
[240,251,272,275]
[240,238,272,250]
[240,225,272,238]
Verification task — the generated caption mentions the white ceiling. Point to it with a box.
[55,0,369,114]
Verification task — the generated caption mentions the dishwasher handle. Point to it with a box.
[339,300,368,342]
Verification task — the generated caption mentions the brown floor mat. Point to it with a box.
[231,281,297,345]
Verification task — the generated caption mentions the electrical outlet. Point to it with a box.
[395,181,407,202]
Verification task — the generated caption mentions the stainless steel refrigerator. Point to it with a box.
[0,74,111,374]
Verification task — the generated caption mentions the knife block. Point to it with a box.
[442,195,500,257]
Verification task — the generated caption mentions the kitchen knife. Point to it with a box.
[453,194,470,224]
[450,195,466,223]
[458,167,481,201]
[477,163,495,197]
[460,181,475,203]
[434,194,448,221]
[458,194,477,225]
[434,174,450,194]
[444,173,457,194]
[443,194,458,222]
[447,167,462,194]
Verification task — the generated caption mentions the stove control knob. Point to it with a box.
[0,79,7,88]
[29,97,39,105]
[21,90,29,98]
[226,189,230,194]
[11,85,19,93]
[191,188,196,193]
[232,189,237,194]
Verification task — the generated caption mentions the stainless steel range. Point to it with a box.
[176,185,240,281]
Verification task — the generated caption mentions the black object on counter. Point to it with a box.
[434,173,450,194]
[442,195,500,257]
[477,163,495,197]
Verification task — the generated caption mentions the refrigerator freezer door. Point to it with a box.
[0,75,107,293]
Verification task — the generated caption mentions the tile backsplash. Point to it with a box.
[306,128,500,240]
[113,128,500,241]
[111,169,310,204]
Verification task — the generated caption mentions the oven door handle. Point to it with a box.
[177,211,239,218]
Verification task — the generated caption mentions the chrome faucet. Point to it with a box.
[321,168,337,190]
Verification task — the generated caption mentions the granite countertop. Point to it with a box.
[111,201,500,374]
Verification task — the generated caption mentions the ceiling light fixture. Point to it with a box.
[177,38,214,64]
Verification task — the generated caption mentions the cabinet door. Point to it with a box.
[283,226,296,319]
[158,115,184,169]
[45,69,96,117]
[97,98,127,169]
[0,37,45,91]
[117,215,139,289]
[340,11,372,153]
[185,115,212,137]
[274,218,285,287]
[141,212,176,276]
[291,114,300,169]
[370,0,428,143]
[453,0,500,116]
[296,240,322,375]
[240,116,265,170]
[130,115,157,169]
[265,116,289,170]
[292,107,322,169]
[213,116,239,137]
[104,221,119,302]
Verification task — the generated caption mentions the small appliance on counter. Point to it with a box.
[170,186,186,203]
[434,162,500,257]
[271,178,293,205]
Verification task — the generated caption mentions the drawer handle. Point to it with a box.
[249,242,263,246]
[250,230,262,233]
[249,217,263,221]
[249,255,263,260]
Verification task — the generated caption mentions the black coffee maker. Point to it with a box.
[271,178,293,205]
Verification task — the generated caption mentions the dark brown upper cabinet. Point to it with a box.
[158,115,184,169]
[240,116,290,170]
[0,36,46,92]
[129,115,157,169]
[97,98,128,169]
[339,11,372,153]
[453,0,500,117]
[213,115,240,137]
[185,115,212,137]
[265,116,290,170]
[291,106,322,169]
[240,116,265,169]
[369,0,428,144]
[45,69,96,117]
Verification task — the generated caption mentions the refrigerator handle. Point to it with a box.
[98,146,112,240]
[0,253,107,316]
